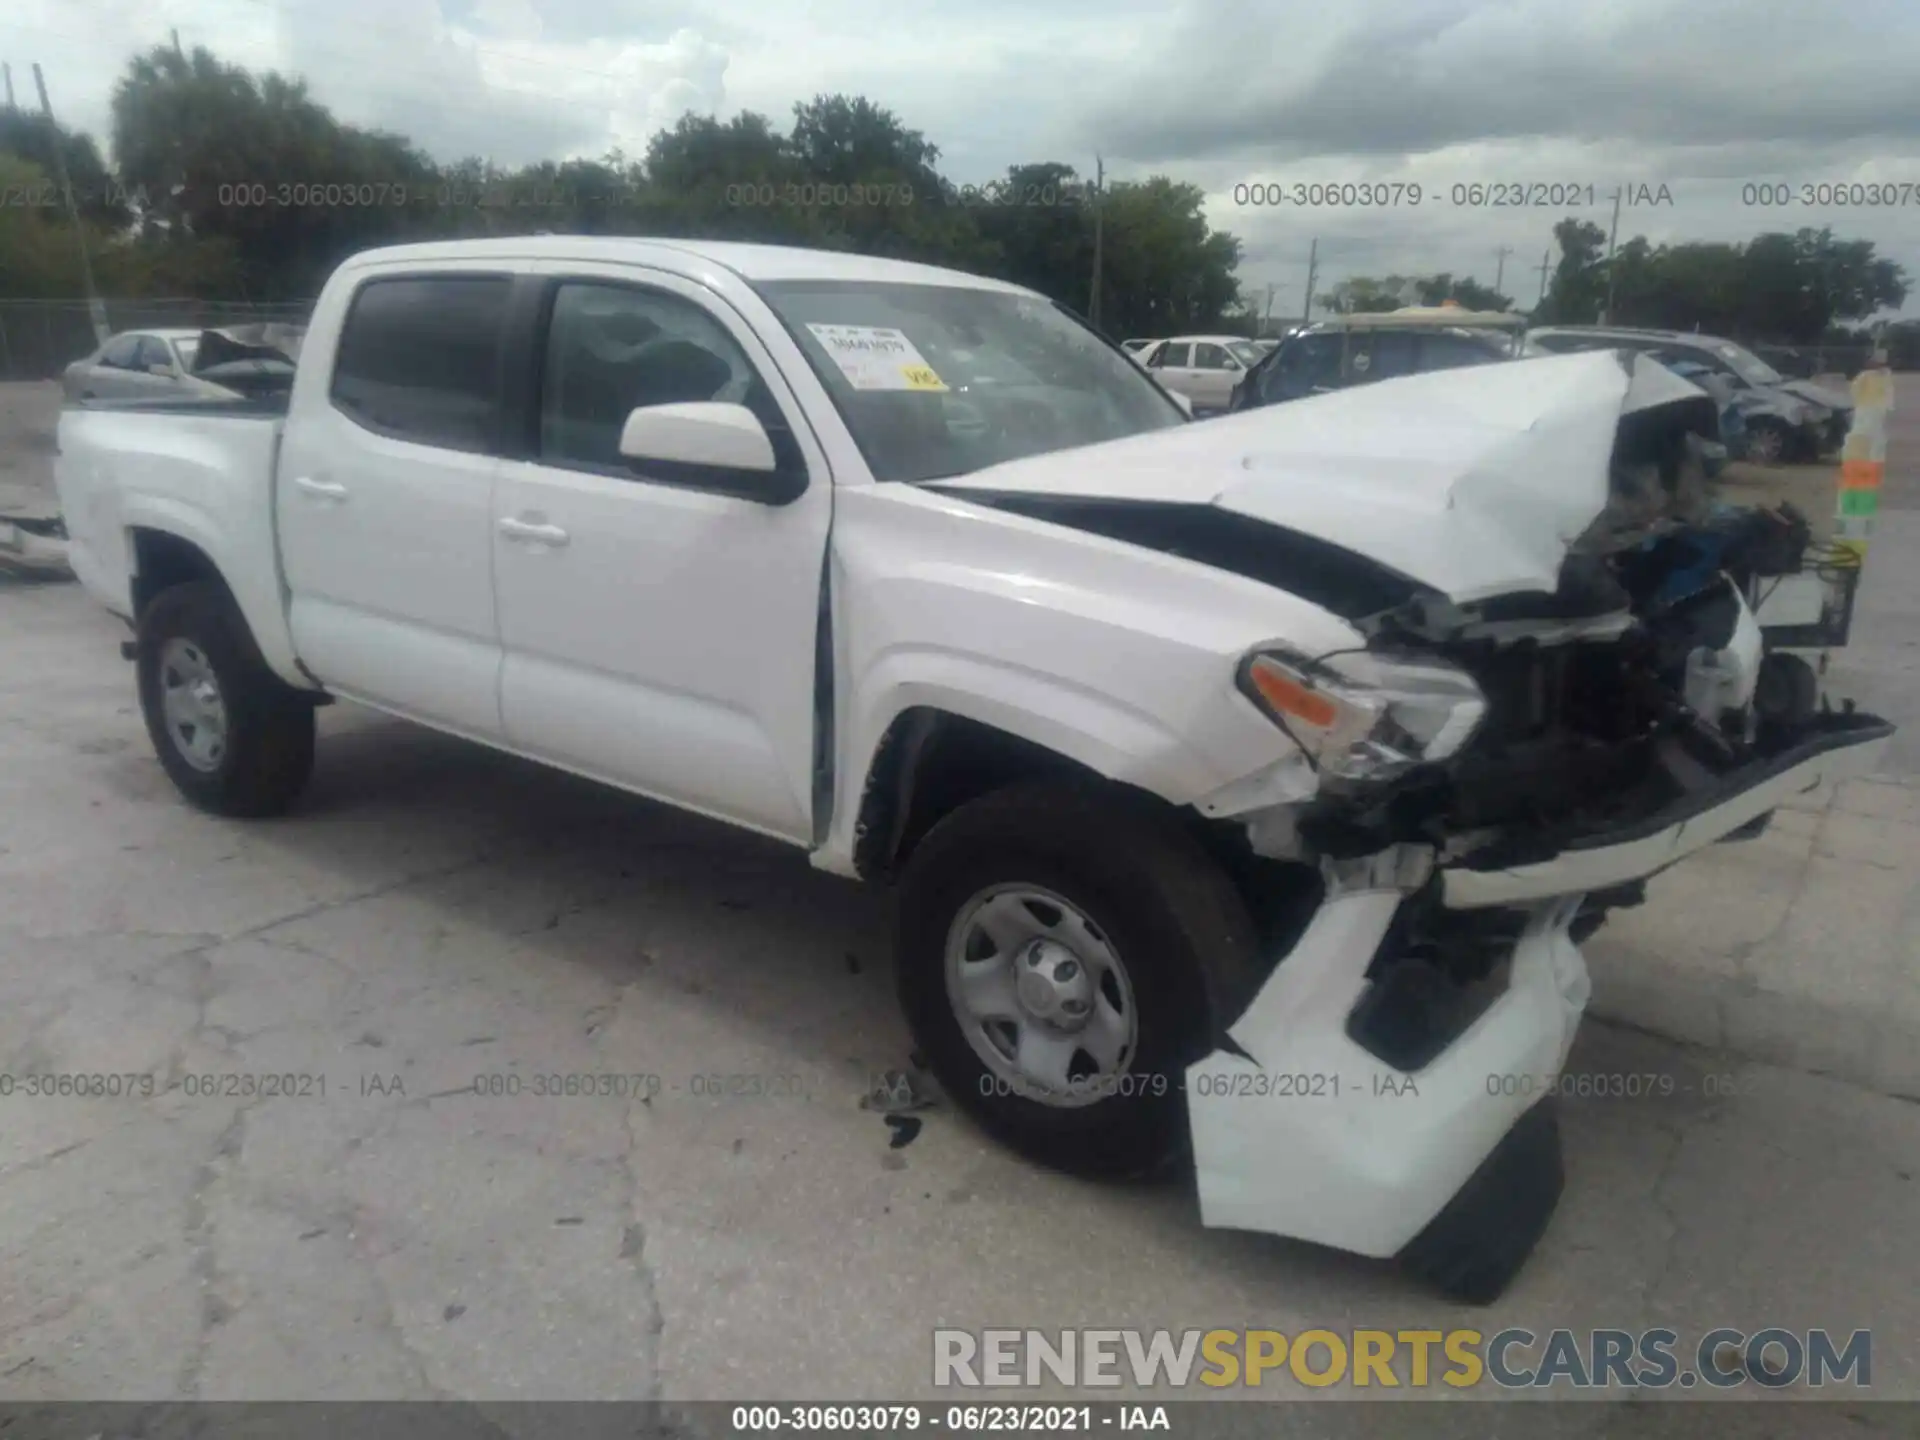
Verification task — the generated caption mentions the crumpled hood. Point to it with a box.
[1777,377,1852,413]
[940,350,1713,605]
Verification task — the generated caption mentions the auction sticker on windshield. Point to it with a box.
[806,324,949,391]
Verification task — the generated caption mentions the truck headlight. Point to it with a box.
[1237,647,1487,784]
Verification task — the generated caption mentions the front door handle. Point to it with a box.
[292,475,349,501]
[498,516,570,547]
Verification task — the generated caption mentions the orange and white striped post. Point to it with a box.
[1835,355,1894,565]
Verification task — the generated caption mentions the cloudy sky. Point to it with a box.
[7,0,1919,315]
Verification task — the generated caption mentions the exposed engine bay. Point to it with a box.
[954,363,1875,896]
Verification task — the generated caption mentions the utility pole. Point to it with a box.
[171,29,185,58]
[1493,245,1513,300]
[1087,155,1105,330]
[31,64,108,345]
[1301,238,1318,325]
[1535,249,1551,306]
[1262,281,1277,337]
[1601,186,1623,323]
[3,64,16,111]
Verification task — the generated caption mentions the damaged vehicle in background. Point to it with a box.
[62,324,303,406]
[1526,326,1848,464]
[53,238,1892,1304]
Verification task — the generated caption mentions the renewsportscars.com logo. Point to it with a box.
[932,1328,1872,1391]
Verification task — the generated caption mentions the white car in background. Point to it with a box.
[61,329,212,403]
[1135,334,1266,412]
[62,326,302,404]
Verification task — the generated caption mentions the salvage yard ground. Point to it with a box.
[1,378,1917,1431]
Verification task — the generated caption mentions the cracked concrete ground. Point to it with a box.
[3,378,1919,1431]
[3,585,1919,1427]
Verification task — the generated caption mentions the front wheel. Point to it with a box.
[895,781,1261,1179]
[137,581,316,817]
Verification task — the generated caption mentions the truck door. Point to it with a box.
[276,268,514,738]
[490,265,833,844]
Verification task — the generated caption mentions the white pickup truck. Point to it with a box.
[55,237,1891,1302]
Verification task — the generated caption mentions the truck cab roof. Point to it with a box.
[338,236,1037,296]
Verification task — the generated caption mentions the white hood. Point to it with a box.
[941,351,1709,605]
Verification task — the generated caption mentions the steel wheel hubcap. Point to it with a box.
[945,885,1138,1108]
[158,638,228,773]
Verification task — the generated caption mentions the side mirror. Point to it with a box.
[617,401,805,505]
[1166,390,1194,418]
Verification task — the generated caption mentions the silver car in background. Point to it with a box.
[62,326,302,405]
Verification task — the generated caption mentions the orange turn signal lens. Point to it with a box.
[1247,658,1341,729]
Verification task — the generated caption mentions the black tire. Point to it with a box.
[136,580,316,817]
[895,780,1261,1180]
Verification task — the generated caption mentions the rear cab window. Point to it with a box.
[1262,333,1340,400]
[330,274,512,452]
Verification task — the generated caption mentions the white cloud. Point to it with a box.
[5,0,1916,311]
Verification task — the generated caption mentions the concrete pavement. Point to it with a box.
[1584,375,1920,1099]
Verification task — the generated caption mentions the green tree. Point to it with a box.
[0,110,132,228]
[971,161,1091,305]
[1535,218,1607,324]
[111,44,438,296]
[1413,273,1511,310]
[1318,276,1410,313]
[1088,177,1241,335]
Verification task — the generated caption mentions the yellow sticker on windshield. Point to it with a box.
[902,364,948,391]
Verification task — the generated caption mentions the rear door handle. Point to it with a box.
[292,475,349,500]
[498,516,570,547]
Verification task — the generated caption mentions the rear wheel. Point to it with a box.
[895,781,1260,1179]
[137,581,316,817]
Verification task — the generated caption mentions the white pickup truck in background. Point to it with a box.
[54,237,1892,1302]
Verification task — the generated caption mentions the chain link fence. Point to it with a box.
[0,298,316,382]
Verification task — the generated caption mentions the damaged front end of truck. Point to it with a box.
[944,349,1892,1300]
[1186,356,1888,1301]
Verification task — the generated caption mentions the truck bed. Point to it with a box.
[54,401,305,687]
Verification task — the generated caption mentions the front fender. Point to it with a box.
[813,482,1362,874]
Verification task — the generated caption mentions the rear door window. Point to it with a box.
[1418,333,1506,370]
[99,334,142,369]
[1355,331,1418,380]
[1152,342,1190,369]
[1190,342,1232,370]
[134,336,176,372]
[1262,333,1340,400]
[330,275,512,453]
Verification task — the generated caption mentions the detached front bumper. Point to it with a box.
[1185,710,1891,1294]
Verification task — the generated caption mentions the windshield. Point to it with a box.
[1226,340,1264,367]
[1709,341,1785,387]
[755,280,1186,482]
